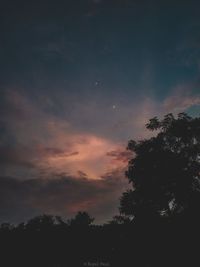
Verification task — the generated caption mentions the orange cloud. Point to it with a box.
[2,90,126,179]
[44,133,124,179]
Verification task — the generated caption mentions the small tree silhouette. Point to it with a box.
[119,113,200,223]
[68,211,94,227]
[107,215,133,225]
[0,222,14,232]
[26,214,57,231]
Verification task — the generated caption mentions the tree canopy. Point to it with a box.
[68,211,94,227]
[120,113,200,223]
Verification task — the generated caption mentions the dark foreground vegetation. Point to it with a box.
[1,113,200,267]
[0,213,200,267]
[1,213,200,267]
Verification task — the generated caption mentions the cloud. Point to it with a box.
[106,149,133,163]
[77,170,88,178]
[163,86,200,113]
[0,147,36,168]
[1,86,199,180]
[0,173,130,224]
[0,89,131,224]
[1,89,127,179]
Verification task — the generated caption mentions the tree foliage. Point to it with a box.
[120,113,200,222]
[68,211,94,227]
[26,214,60,231]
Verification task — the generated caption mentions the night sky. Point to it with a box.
[0,0,200,224]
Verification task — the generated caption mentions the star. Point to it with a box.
[95,81,100,86]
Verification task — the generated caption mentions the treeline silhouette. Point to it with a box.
[1,113,200,267]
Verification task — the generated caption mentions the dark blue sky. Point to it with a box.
[1,1,200,93]
[0,0,200,223]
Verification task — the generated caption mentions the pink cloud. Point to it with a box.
[2,89,126,179]
[44,133,122,179]
[106,149,133,163]
[163,88,200,113]
[1,87,199,181]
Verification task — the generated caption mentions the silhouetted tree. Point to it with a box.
[107,215,133,225]
[26,214,59,231]
[68,211,94,227]
[0,222,14,232]
[120,113,200,223]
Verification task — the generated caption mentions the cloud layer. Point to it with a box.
[0,171,129,224]
[0,88,167,179]
[0,85,199,223]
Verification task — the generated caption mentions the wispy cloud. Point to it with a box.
[163,86,200,113]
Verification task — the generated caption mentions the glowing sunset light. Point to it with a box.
[45,134,126,179]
